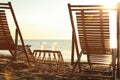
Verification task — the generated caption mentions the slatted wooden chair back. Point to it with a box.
[76,6,112,64]
[0,10,15,50]
[76,9,110,54]
[0,2,32,69]
[68,4,116,64]
[68,4,117,80]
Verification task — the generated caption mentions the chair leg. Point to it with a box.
[68,51,83,79]
[3,58,14,71]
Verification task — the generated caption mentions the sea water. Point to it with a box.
[24,39,72,61]
[0,39,73,62]
[0,39,88,62]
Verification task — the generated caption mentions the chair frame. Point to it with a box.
[0,2,30,67]
[117,3,120,78]
[68,3,118,80]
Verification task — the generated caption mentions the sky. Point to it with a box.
[0,0,119,39]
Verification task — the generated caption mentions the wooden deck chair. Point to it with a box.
[68,4,117,80]
[117,3,120,79]
[0,2,34,70]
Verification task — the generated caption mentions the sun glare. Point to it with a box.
[101,0,119,48]
[102,0,120,9]
[102,0,120,48]
[109,11,117,48]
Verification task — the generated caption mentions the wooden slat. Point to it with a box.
[84,11,109,14]
[77,24,109,26]
[76,8,110,55]
[76,16,109,19]
[78,26,109,29]
[0,10,15,50]
[89,54,112,64]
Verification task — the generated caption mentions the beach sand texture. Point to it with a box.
[0,54,118,80]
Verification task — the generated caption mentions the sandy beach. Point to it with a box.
[0,59,72,80]
[0,54,118,80]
